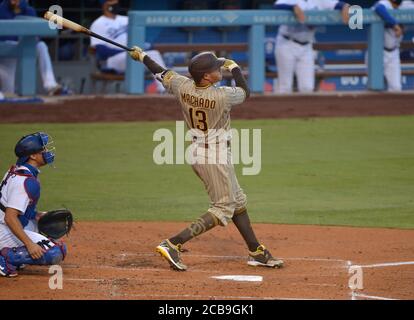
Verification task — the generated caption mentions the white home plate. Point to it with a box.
[211,275,263,282]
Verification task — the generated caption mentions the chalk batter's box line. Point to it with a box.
[347,260,414,301]
[350,261,414,269]
[351,293,397,300]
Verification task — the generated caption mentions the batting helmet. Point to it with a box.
[188,52,225,82]
[15,132,55,165]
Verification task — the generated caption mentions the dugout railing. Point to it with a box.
[126,9,414,94]
[89,41,414,94]
[150,41,414,89]
[0,16,57,96]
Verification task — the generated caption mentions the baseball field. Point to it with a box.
[0,93,413,300]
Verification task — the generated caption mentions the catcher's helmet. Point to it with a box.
[189,52,225,82]
[15,132,55,165]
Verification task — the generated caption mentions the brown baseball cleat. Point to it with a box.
[156,239,187,271]
[247,244,284,268]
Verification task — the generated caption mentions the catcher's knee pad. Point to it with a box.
[1,243,66,267]
[46,243,67,265]
[47,240,67,263]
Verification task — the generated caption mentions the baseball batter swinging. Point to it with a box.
[129,47,283,271]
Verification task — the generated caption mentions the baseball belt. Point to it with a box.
[193,141,231,149]
[283,35,310,46]
[384,46,398,52]
[192,136,231,149]
[201,141,231,149]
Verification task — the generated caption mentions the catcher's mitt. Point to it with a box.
[38,209,73,240]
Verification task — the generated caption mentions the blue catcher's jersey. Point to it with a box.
[0,164,40,228]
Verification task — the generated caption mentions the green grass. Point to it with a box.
[0,116,413,229]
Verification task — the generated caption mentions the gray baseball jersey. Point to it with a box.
[162,71,248,225]
[163,71,246,133]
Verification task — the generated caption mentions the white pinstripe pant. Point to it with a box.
[0,41,58,94]
[191,144,247,226]
[0,221,51,250]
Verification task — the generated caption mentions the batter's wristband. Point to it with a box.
[227,63,239,72]
[140,51,148,62]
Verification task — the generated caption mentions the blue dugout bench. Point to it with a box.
[0,16,57,96]
[126,8,414,95]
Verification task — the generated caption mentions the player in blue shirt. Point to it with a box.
[0,0,69,95]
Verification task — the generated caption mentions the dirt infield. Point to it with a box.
[1,92,414,123]
[1,93,413,300]
[0,222,413,300]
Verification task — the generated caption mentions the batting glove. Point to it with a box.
[223,59,239,72]
[129,45,147,62]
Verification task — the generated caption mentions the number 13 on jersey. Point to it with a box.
[189,108,208,132]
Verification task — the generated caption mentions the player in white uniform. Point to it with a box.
[0,0,67,96]
[129,47,284,271]
[90,0,167,93]
[274,0,350,93]
[373,0,413,92]
[0,132,67,277]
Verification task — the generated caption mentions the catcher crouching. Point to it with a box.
[0,132,73,277]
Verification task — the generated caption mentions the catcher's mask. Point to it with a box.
[15,132,55,165]
[189,52,226,83]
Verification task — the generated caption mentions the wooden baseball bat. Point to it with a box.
[43,11,134,52]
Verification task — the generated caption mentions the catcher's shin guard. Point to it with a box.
[0,242,67,267]
[0,255,18,277]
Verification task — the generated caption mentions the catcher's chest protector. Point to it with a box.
[0,165,40,227]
